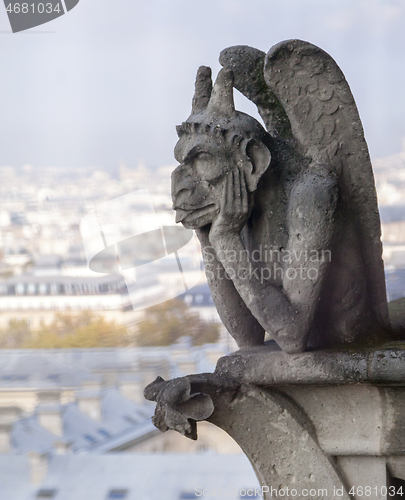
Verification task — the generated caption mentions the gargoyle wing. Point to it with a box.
[220,39,389,330]
[219,45,292,139]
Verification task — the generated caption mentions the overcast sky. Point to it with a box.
[0,0,404,171]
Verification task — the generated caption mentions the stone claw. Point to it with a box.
[145,376,215,440]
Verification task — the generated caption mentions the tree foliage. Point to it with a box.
[0,319,31,348]
[0,300,220,348]
[0,312,130,349]
[135,299,220,347]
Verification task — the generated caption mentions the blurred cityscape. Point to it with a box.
[374,143,405,302]
[0,147,404,499]
[0,161,226,337]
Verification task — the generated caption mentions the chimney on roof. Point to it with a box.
[139,359,171,386]
[80,376,104,392]
[36,391,61,406]
[118,375,144,404]
[75,376,104,420]
[28,451,48,486]
[53,439,71,455]
[0,406,22,453]
[36,391,63,437]
[0,423,12,453]
[76,390,102,421]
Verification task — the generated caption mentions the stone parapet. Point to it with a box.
[145,345,405,500]
[215,342,405,386]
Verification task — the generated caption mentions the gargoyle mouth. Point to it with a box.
[175,204,217,223]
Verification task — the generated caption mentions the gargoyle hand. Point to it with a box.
[210,167,249,243]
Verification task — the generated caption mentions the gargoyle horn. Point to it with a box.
[191,66,213,114]
[206,68,236,118]
[190,66,237,119]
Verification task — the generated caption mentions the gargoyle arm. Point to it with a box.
[209,168,338,353]
[197,228,265,348]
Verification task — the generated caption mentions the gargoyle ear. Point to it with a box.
[243,139,271,192]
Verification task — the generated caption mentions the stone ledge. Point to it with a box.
[215,341,405,385]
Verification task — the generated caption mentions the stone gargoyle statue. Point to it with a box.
[145,42,405,498]
[171,39,392,353]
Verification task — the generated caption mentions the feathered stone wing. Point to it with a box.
[220,39,389,330]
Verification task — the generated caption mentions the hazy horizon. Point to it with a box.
[0,0,404,170]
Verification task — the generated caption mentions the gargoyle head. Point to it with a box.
[172,67,272,230]
[144,376,214,440]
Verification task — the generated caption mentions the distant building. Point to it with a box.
[179,284,217,322]
[386,268,405,301]
[0,345,239,456]
[0,453,259,500]
[178,284,235,348]
[0,273,140,330]
[382,221,405,244]
[384,245,405,271]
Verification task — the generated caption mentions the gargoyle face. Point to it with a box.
[171,132,237,230]
[172,129,272,230]
[171,66,272,229]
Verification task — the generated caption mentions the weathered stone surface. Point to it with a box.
[147,39,405,500]
[285,385,384,455]
[337,457,387,500]
[171,39,393,353]
[145,361,405,499]
[215,342,405,386]
[144,375,215,440]
[145,374,351,499]
[388,455,405,481]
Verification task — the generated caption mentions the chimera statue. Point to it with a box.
[171,39,392,353]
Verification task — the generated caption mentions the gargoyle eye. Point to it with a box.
[195,152,212,161]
